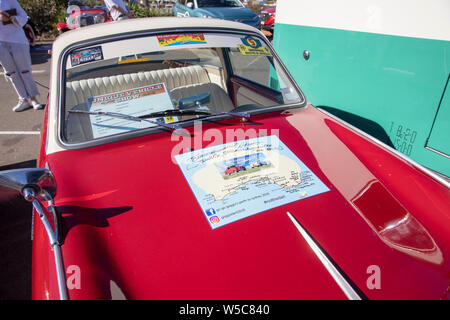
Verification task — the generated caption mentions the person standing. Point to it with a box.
[103,0,134,21]
[0,0,43,112]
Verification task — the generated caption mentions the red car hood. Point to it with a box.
[35,106,450,299]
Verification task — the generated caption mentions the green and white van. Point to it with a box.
[273,0,450,177]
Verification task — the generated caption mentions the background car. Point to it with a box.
[260,6,275,34]
[173,0,260,28]
[57,0,111,33]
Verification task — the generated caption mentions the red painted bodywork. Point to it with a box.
[31,105,450,299]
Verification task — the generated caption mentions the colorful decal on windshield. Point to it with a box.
[157,34,207,47]
[175,135,330,230]
[238,36,272,56]
[70,46,104,67]
[118,57,150,64]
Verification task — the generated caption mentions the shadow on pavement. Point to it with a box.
[0,159,36,300]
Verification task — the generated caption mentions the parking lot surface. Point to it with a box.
[0,44,51,167]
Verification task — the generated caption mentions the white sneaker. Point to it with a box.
[30,99,44,110]
[13,99,31,112]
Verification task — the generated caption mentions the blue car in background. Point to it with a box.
[173,0,260,29]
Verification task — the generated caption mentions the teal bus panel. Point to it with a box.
[273,23,450,176]
[426,76,450,157]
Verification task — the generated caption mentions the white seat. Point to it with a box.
[65,65,212,109]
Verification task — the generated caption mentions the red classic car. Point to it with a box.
[225,166,240,175]
[0,17,449,300]
[260,6,275,34]
[57,0,111,33]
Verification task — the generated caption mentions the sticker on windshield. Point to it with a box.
[175,135,330,229]
[86,83,176,138]
[238,36,272,56]
[157,33,207,47]
[70,46,104,67]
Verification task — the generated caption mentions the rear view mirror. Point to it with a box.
[178,92,211,110]
[0,168,56,199]
[186,2,194,9]
[0,168,67,299]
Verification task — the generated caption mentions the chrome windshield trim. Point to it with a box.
[286,212,363,300]
[318,108,450,188]
[55,27,306,150]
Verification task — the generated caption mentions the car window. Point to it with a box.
[227,40,293,93]
[197,0,243,8]
[228,48,273,86]
[61,32,304,145]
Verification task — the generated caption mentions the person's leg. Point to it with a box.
[0,42,31,104]
[8,42,41,102]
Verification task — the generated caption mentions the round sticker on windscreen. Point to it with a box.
[241,36,261,48]
[238,36,272,56]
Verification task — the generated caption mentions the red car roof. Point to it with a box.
[262,7,276,14]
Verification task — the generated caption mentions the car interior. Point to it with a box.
[63,44,298,143]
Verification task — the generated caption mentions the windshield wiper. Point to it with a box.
[142,92,250,122]
[68,109,186,135]
[141,108,250,122]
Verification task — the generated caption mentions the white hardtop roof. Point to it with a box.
[53,17,261,55]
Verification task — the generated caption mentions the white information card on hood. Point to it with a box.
[175,135,330,229]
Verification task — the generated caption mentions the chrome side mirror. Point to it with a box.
[0,168,56,199]
[0,168,68,299]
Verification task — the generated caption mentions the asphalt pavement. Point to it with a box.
[0,42,52,300]
[0,43,51,167]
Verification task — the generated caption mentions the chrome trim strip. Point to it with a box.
[425,146,450,159]
[286,212,362,300]
[317,107,450,188]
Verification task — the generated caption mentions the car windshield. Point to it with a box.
[62,32,304,144]
[197,0,243,8]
